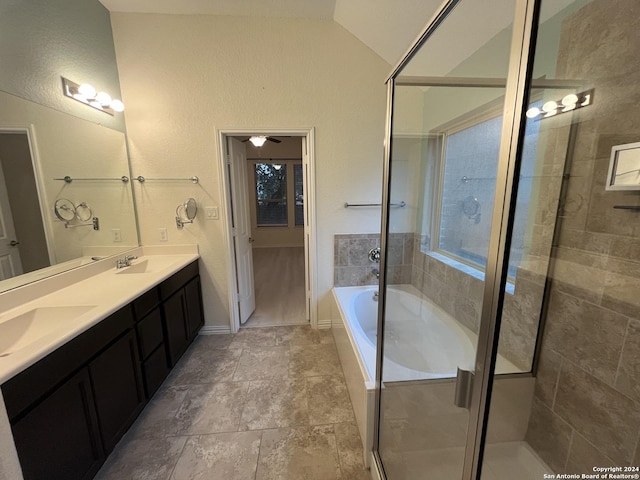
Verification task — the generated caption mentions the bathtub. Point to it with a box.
[331,284,525,468]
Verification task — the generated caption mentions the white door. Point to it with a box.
[0,159,23,280]
[301,137,311,321]
[227,137,256,324]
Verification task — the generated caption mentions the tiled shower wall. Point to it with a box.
[525,0,640,470]
[333,233,412,287]
[410,233,544,372]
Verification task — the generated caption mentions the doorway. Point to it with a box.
[217,129,316,333]
[0,130,50,280]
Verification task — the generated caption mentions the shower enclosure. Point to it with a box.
[374,0,640,478]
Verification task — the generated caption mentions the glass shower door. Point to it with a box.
[375,0,534,478]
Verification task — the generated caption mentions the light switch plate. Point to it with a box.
[205,206,219,220]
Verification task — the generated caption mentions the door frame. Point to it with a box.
[0,125,56,266]
[216,127,317,333]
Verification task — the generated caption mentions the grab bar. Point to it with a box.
[344,201,406,208]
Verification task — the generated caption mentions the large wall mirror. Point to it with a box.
[0,0,139,293]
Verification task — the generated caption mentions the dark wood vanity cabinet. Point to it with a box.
[160,261,204,367]
[89,329,145,453]
[2,260,204,480]
[10,368,103,480]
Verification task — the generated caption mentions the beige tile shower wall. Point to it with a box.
[333,233,412,287]
[410,232,543,371]
[526,0,640,471]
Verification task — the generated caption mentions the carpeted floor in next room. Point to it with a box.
[94,325,370,480]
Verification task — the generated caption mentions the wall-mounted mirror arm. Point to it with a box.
[176,198,198,229]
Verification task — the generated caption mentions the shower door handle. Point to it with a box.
[454,367,474,409]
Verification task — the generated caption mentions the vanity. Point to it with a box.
[0,246,203,480]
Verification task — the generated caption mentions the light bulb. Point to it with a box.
[542,101,558,113]
[78,83,96,99]
[561,94,579,106]
[110,99,125,112]
[273,164,282,170]
[249,136,268,147]
[95,91,112,107]
[526,107,541,119]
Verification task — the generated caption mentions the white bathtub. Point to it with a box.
[331,284,525,468]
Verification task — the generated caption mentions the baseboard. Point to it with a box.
[198,325,232,335]
[317,318,332,329]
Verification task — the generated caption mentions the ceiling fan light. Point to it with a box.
[249,136,268,147]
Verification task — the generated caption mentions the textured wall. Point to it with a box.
[0,0,124,132]
[110,14,390,327]
[526,0,640,471]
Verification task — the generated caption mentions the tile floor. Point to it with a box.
[95,326,370,480]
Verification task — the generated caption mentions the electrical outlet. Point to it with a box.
[205,206,219,220]
[159,228,168,242]
[111,229,122,242]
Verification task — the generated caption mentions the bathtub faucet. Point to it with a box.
[373,291,379,302]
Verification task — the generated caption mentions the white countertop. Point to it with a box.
[0,245,199,384]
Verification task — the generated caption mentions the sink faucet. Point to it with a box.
[116,255,138,269]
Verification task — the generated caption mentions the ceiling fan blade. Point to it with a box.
[267,137,282,143]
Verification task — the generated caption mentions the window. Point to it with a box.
[434,109,540,277]
[252,161,304,228]
[255,163,287,226]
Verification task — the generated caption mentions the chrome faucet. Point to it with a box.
[115,255,138,269]
[373,291,379,302]
[372,268,379,279]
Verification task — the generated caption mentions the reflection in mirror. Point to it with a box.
[0,91,138,293]
[606,142,640,190]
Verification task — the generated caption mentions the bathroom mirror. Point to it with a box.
[185,198,198,220]
[606,142,640,190]
[0,91,139,293]
[0,0,139,294]
[176,198,198,228]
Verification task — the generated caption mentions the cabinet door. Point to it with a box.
[184,276,204,340]
[11,368,104,480]
[89,330,145,453]
[163,289,190,366]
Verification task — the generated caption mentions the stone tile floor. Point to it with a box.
[95,325,370,480]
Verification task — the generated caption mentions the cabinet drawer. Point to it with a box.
[133,287,160,320]
[142,344,170,398]
[136,308,164,359]
[160,261,199,299]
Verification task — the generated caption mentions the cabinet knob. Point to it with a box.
[9,240,20,247]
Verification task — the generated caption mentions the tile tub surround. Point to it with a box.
[334,233,413,287]
[94,326,369,480]
[409,233,545,372]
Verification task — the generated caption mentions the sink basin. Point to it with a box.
[0,305,97,356]
[116,257,180,274]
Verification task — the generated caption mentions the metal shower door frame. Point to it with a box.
[372,0,542,478]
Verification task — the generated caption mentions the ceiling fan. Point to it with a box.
[242,135,282,147]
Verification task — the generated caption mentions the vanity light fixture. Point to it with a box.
[62,77,125,116]
[249,136,268,147]
[525,89,593,120]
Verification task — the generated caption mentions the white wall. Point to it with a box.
[0,0,125,132]
[110,14,390,326]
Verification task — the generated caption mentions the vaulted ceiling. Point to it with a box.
[98,0,443,67]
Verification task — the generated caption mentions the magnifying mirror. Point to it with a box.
[176,197,197,228]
